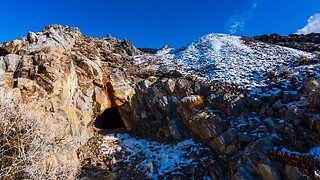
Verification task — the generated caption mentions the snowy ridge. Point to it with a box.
[173,33,313,89]
[133,33,315,90]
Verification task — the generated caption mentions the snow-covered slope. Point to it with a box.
[102,133,211,178]
[173,33,313,89]
[133,33,316,90]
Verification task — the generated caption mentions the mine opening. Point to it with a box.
[94,107,126,129]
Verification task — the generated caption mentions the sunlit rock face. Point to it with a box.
[0,25,142,171]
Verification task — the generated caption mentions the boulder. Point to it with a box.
[283,165,305,180]
[0,57,5,79]
[164,78,175,94]
[283,105,304,126]
[0,57,6,71]
[108,70,135,107]
[121,39,142,56]
[209,128,239,152]
[27,32,37,43]
[308,114,320,133]
[234,139,283,180]
[4,54,20,72]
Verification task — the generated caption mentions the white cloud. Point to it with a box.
[227,0,263,34]
[296,13,320,34]
[228,18,244,34]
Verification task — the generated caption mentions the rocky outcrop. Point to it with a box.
[104,33,320,179]
[0,25,142,173]
[253,33,320,53]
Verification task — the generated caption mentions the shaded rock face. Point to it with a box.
[253,33,320,53]
[111,76,244,141]
[106,33,320,179]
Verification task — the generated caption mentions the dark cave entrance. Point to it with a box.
[94,108,126,129]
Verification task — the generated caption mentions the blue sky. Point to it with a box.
[1,0,320,48]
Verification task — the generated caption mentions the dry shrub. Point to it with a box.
[297,55,309,66]
[0,103,79,179]
[280,66,294,78]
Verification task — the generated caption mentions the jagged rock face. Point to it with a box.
[0,25,143,140]
[0,25,79,56]
[0,25,110,145]
[120,77,240,141]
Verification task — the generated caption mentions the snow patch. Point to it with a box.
[102,133,210,178]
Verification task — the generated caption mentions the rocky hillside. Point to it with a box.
[0,25,320,179]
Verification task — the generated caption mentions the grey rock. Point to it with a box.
[247,96,262,109]
[0,56,6,71]
[121,39,141,56]
[167,117,183,139]
[4,54,20,72]
[27,32,37,43]
[209,128,239,152]
[283,105,304,126]
[272,100,282,110]
[229,95,247,117]
[283,165,305,180]
[264,118,276,129]
[158,96,172,112]
[176,79,193,96]
[238,139,283,180]
[26,25,80,54]
[307,113,320,133]
[165,79,175,94]
[0,57,5,80]
[234,161,260,180]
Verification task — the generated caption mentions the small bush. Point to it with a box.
[0,103,78,179]
[280,66,294,78]
[297,55,309,66]
[0,104,38,179]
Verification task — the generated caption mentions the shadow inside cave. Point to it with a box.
[94,107,126,130]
